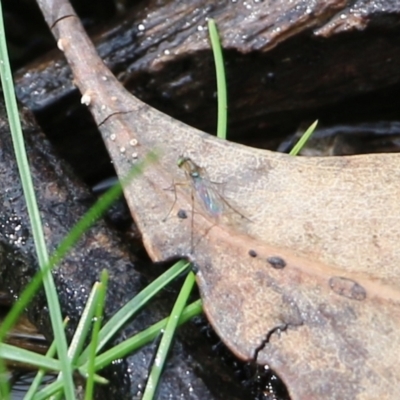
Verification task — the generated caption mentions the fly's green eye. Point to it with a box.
[177,156,190,168]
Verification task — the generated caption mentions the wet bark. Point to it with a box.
[13,0,400,183]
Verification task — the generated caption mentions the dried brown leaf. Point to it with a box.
[36,1,400,398]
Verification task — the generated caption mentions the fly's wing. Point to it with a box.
[193,177,224,218]
[190,164,250,222]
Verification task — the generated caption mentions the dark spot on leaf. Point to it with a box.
[248,249,257,257]
[177,209,188,219]
[329,276,367,301]
[267,256,286,269]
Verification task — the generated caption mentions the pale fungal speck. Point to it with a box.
[102,76,108,81]
[81,93,91,106]
[101,104,106,110]
[111,96,117,101]
[110,134,116,141]
[132,152,138,159]
[57,38,66,51]
[129,139,138,146]
[120,147,126,153]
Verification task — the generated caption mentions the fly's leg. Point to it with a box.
[162,180,187,222]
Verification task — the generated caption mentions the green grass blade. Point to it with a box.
[23,347,57,400]
[142,271,196,400]
[32,381,64,400]
[0,351,10,397]
[0,3,75,398]
[77,260,190,364]
[41,300,202,397]
[67,283,101,363]
[32,371,107,400]
[208,19,227,140]
[51,281,103,400]
[0,344,60,371]
[23,319,68,400]
[84,270,109,400]
[289,120,318,156]
[81,299,203,373]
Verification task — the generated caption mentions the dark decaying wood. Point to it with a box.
[14,0,400,184]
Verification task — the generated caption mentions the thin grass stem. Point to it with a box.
[0,3,74,398]
[208,19,227,140]
[289,120,318,156]
[142,271,196,400]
